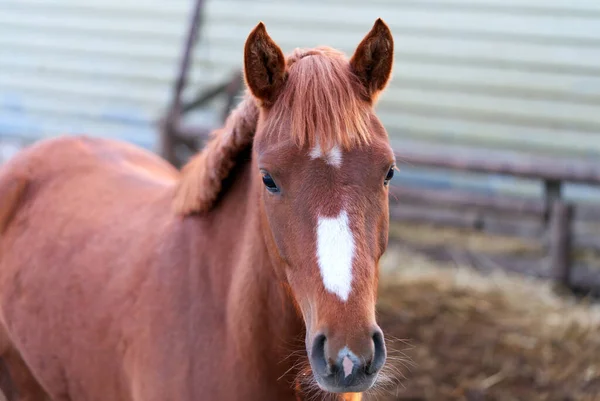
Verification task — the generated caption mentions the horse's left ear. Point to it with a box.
[350,18,394,102]
[243,22,287,107]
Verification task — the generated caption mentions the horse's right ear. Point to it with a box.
[243,22,287,107]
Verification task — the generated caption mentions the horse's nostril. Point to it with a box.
[368,328,387,375]
[310,333,329,376]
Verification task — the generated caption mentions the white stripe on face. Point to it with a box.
[315,210,355,302]
[309,144,342,168]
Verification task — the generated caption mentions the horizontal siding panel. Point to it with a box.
[12,0,600,22]
[0,41,222,81]
[389,53,600,76]
[296,0,600,14]
[0,32,183,60]
[0,40,177,65]
[382,88,600,130]
[1,0,191,19]
[390,64,600,102]
[0,74,217,113]
[0,11,187,40]
[200,24,600,70]
[210,16,600,48]
[0,56,215,94]
[205,1,600,41]
[379,112,600,157]
[1,73,172,106]
[0,56,179,86]
[0,109,157,149]
[1,95,155,126]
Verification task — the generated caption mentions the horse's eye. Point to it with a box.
[384,166,395,186]
[262,173,279,193]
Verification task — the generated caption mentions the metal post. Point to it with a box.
[221,71,245,123]
[160,0,205,164]
[549,200,573,288]
[543,179,562,224]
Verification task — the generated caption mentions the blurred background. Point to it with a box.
[2,0,600,197]
[1,1,600,400]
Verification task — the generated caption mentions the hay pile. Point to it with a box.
[370,246,600,401]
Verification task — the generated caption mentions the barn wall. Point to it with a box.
[197,0,600,200]
[1,0,599,199]
[198,0,600,158]
[0,0,203,156]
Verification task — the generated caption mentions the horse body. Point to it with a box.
[0,135,307,400]
[0,19,396,401]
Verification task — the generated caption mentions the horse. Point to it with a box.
[0,18,396,401]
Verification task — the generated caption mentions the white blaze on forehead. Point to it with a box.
[315,210,355,302]
[309,143,342,168]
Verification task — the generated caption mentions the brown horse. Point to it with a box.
[0,19,396,401]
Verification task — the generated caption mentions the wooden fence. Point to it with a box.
[386,156,600,296]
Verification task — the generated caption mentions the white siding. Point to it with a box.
[194,0,600,200]
[0,0,202,152]
[197,0,600,160]
[1,0,599,199]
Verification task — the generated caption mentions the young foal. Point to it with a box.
[0,19,396,401]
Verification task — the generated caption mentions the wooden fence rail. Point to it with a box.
[387,149,600,296]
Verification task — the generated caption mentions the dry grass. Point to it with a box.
[368,245,600,401]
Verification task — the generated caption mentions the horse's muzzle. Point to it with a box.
[308,328,386,393]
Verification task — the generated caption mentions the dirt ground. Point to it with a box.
[367,245,600,401]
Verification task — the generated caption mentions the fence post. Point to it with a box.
[543,179,562,225]
[548,200,573,288]
[160,0,206,165]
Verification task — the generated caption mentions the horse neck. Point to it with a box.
[184,152,306,384]
[238,162,304,352]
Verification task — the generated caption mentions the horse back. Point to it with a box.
[0,135,183,400]
[0,134,179,225]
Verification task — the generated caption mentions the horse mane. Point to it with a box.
[268,46,373,152]
[174,46,374,216]
[173,91,259,215]
[0,175,28,235]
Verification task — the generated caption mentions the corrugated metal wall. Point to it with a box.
[1,0,599,199]
[199,0,600,158]
[196,0,600,200]
[0,0,201,157]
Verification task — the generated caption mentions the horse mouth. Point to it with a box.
[303,330,386,394]
[312,366,379,393]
